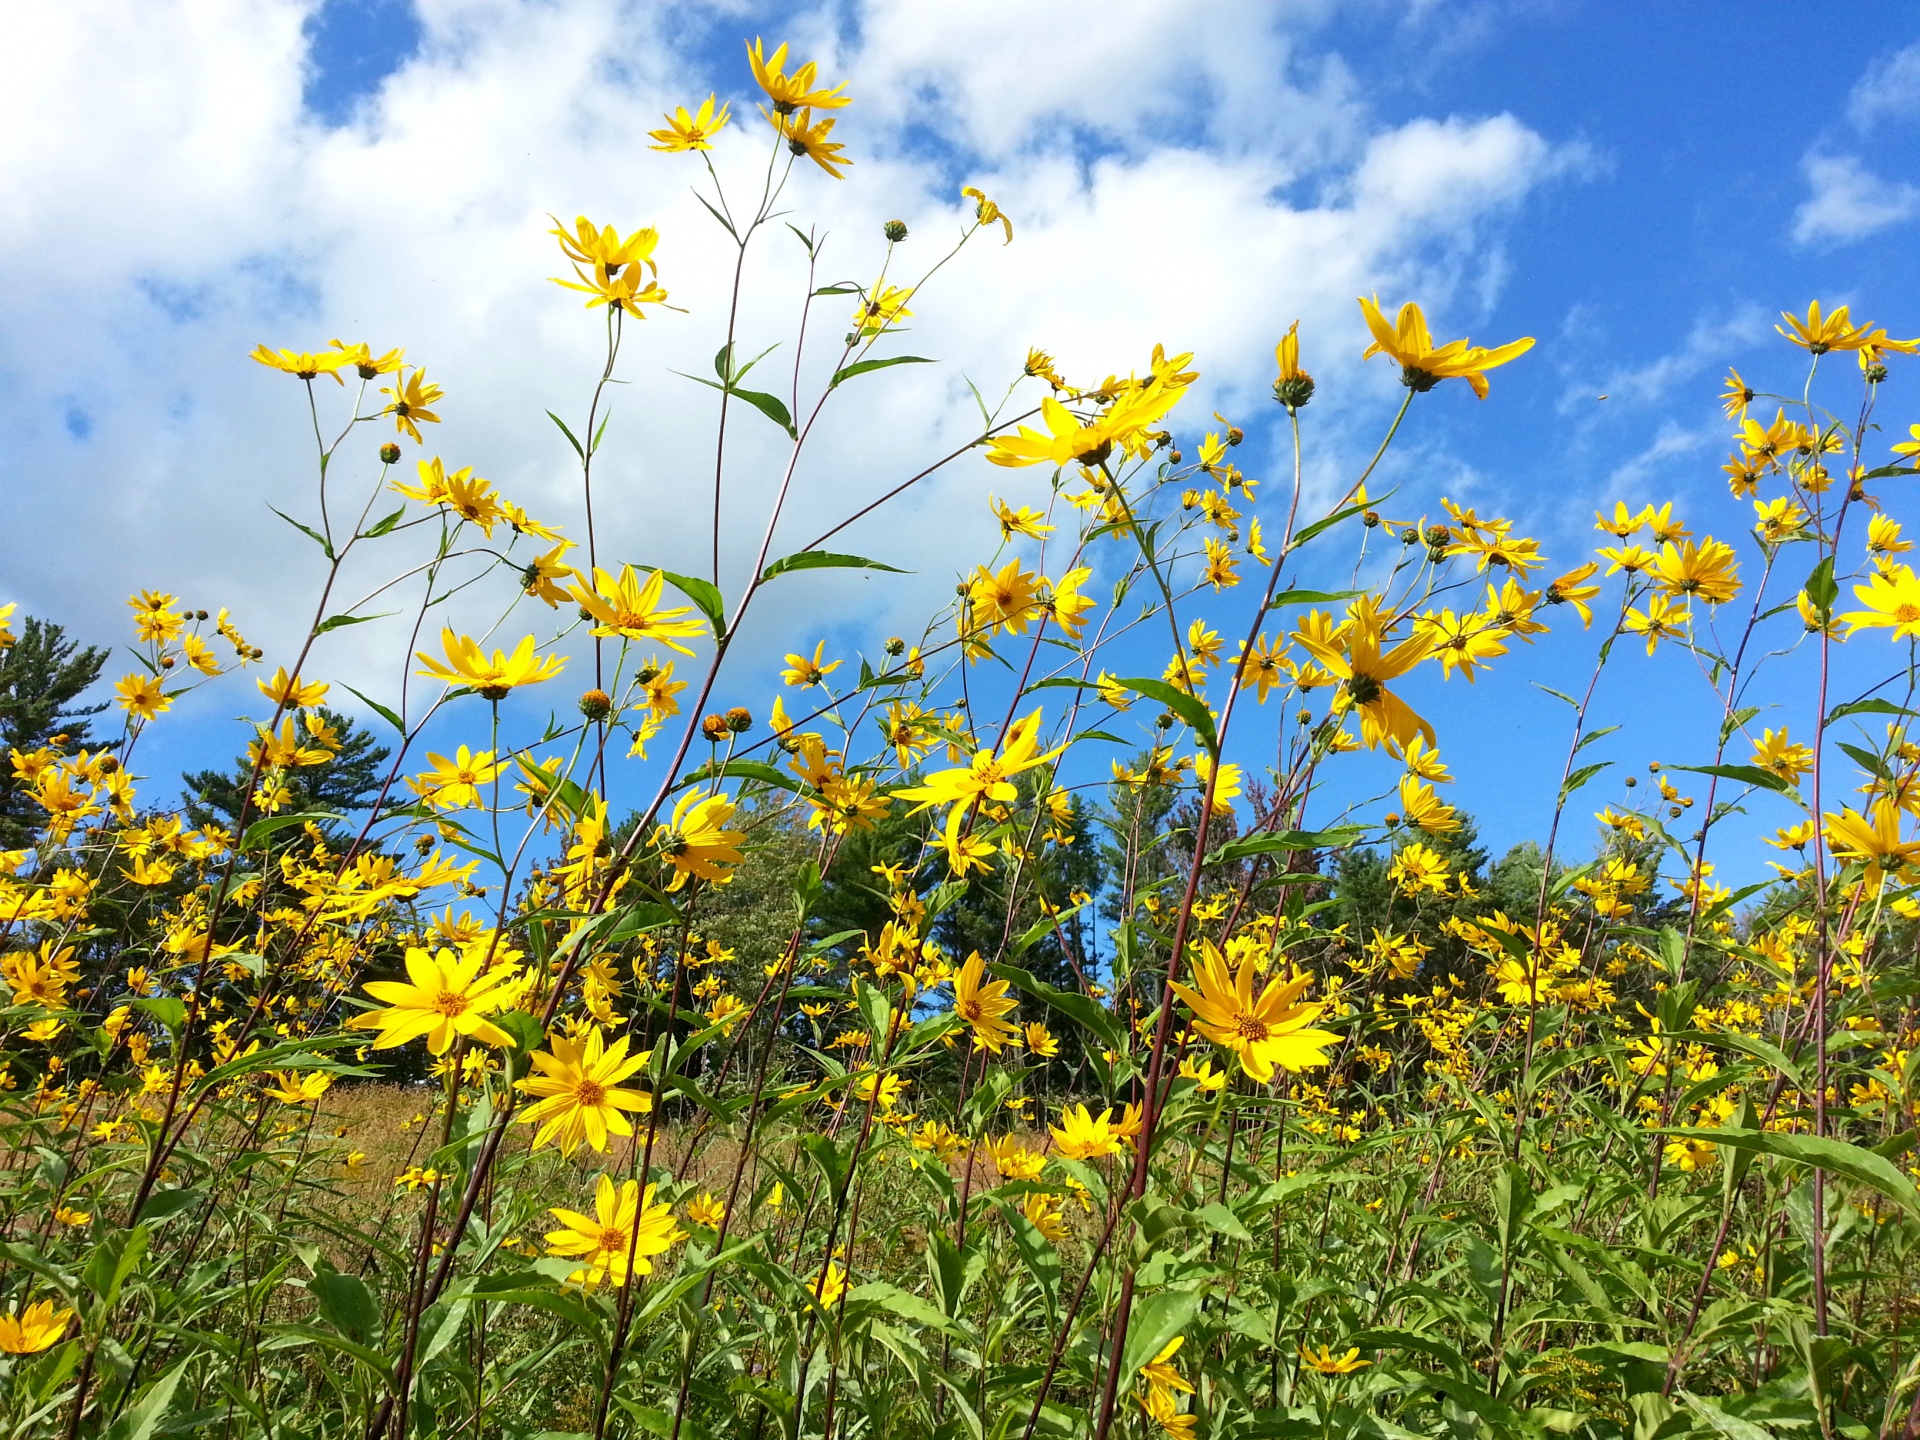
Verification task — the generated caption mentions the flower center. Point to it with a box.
[573,1078,606,1108]
[1895,604,1920,624]
[1234,1014,1270,1043]
[433,990,469,1018]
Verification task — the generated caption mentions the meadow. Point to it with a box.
[1,35,1916,1440]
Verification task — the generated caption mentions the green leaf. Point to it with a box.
[732,387,797,439]
[546,410,585,460]
[1116,676,1216,751]
[1804,555,1837,615]
[642,566,726,637]
[309,1270,381,1344]
[831,355,935,386]
[1119,1289,1204,1382]
[135,996,187,1034]
[1664,762,1794,796]
[361,505,407,539]
[269,504,334,560]
[240,810,345,852]
[1560,761,1613,804]
[1827,696,1916,725]
[1654,1126,1920,1221]
[133,1187,202,1224]
[1288,502,1367,550]
[990,962,1125,1053]
[680,758,799,794]
[1266,588,1361,610]
[850,1281,963,1335]
[760,550,908,583]
[314,610,395,634]
[340,683,405,735]
[101,1359,188,1440]
[1205,827,1364,866]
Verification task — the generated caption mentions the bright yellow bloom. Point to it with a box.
[1295,605,1436,751]
[1141,1336,1195,1400]
[968,560,1044,638]
[648,94,731,152]
[258,666,328,710]
[1719,368,1753,419]
[747,38,850,113]
[116,673,170,722]
[806,1260,850,1308]
[952,950,1020,1053]
[1624,594,1689,655]
[1415,608,1506,682]
[1050,1103,1127,1160]
[1777,300,1915,356]
[545,1175,682,1288]
[1021,1191,1068,1242]
[0,1299,72,1354]
[1045,567,1096,641]
[963,186,1014,243]
[985,396,1115,469]
[572,566,704,654]
[1024,1021,1059,1057]
[1170,943,1338,1082]
[416,630,566,700]
[249,345,351,383]
[550,216,659,279]
[1841,563,1920,640]
[892,709,1065,813]
[654,789,746,892]
[776,109,852,178]
[1301,1343,1371,1375]
[991,495,1055,539]
[262,1070,333,1105]
[381,367,443,444]
[1651,537,1740,604]
[407,746,504,811]
[781,640,841,687]
[347,946,517,1055]
[1825,799,1920,881]
[687,1192,726,1229]
[1751,728,1814,784]
[853,281,913,336]
[1868,513,1911,560]
[1398,776,1460,834]
[517,1025,653,1155]
[1357,295,1533,399]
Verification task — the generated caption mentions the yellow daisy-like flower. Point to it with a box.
[747,38,850,114]
[1840,562,1920,640]
[516,1025,652,1155]
[571,566,705,654]
[346,946,517,1056]
[1049,1102,1127,1160]
[1357,295,1533,399]
[1300,1343,1371,1376]
[1169,943,1338,1082]
[544,1175,683,1288]
[415,630,566,701]
[648,94,731,152]
[653,789,746,892]
[952,950,1020,1054]
[0,1299,73,1354]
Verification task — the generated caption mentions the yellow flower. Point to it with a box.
[1840,562,1920,640]
[257,666,328,710]
[1357,295,1533,399]
[381,366,443,444]
[407,746,505,812]
[991,495,1055,539]
[952,951,1020,1053]
[805,1259,850,1308]
[1415,608,1507,681]
[1663,1137,1718,1172]
[1020,1191,1068,1242]
[781,640,842,687]
[54,1205,89,1226]
[1295,604,1436,751]
[1272,319,1315,408]
[1169,943,1338,1082]
[853,281,913,336]
[550,215,659,280]
[687,1192,726,1229]
[747,38,850,114]
[1140,1336,1195,1399]
[1776,300,1915,356]
[1719,368,1754,419]
[1623,594,1689,655]
[1651,537,1740,604]
[1045,567,1096,641]
[776,109,852,179]
[516,1025,653,1155]
[249,345,352,383]
[1300,1343,1371,1376]
[962,186,1013,243]
[0,1299,72,1354]
[1824,799,1920,881]
[346,945,518,1055]
[545,1175,683,1288]
[1138,1386,1196,1440]
[1398,776,1460,834]
[653,790,746,892]
[892,709,1064,813]
[985,396,1115,469]
[1751,728,1813,784]
[116,673,170,722]
[415,630,566,700]
[648,94,731,151]
[262,1071,333,1105]
[1050,1103,1127,1160]
[1024,1021,1059,1058]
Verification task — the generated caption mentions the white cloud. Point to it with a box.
[1848,39,1920,130]
[1558,305,1765,415]
[1791,152,1920,245]
[0,0,1578,733]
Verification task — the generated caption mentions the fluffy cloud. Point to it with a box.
[1791,153,1920,246]
[0,0,1576,725]
[1848,39,1920,131]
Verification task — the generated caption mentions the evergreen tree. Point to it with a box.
[0,615,110,847]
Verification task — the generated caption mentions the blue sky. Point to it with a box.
[5,0,1918,888]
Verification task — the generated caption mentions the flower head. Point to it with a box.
[545,1175,682,1288]
[649,94,731,152]
[0,1299,72,1354]
[517,1025,653,1155]
[416,630,566,700]
[1170,943,1338,1082]
[1357,295,1533,398]
[748,38,850,114]
[347,945,518,1055]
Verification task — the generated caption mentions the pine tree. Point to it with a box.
[0,615,110,846]
[182,706,391,834]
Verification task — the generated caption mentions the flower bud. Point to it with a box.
[1363,510,1380,528]
[1384,812,1401,826]
[160,655,175,669]
[379,443,401,465]
[1168,450,1183,465]
[1226,426,1244,446]
[1155,712,1174,730]
[1425,525,1451,547]
[578,689,613,722]
[1296,710,1312,727]
[883,219,908,242]
[701,713,730,742]
[195,609,209,620]
[1427,545,1448,564]
[1624,776,1637,788]
[1866,363,1889,384]
[636,665,660,684]
[1271,375,1315,409]
[726,706,753,733]
[884,636,906,656]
